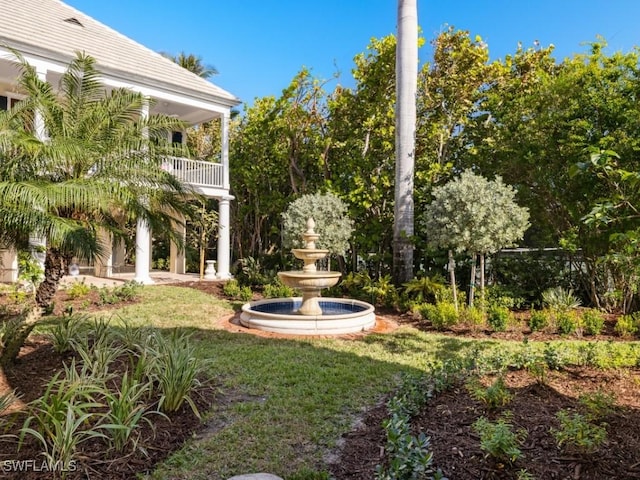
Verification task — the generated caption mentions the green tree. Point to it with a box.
[327,35,397,276]
[281,192,354,264]
[468,39,640,309]
[161,51,218,79]
[230,69,329,259]
[423,170,530,306]
[0,53,192,363]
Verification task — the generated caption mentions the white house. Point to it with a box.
[0,0,241,283]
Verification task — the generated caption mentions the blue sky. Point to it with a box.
[65,0,640,107]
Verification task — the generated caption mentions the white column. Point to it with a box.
[216,196,233,279]
[0,248,19,282]
[30,67,48,274]
[169,214,186,274]
[134,99,154,284]
[134,218,153,284]
[221,111,230,189]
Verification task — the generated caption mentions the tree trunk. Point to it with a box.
[392,0,418,285]
[448,249,458,312]
[35,247,66,309]
[469,254,477,307]
[480,253,486,306]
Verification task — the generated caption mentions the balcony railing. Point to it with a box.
[162,157,224,189]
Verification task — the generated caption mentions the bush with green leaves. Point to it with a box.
[281,192,354,256]
[528,309,550,332]
[419,301,459,330]
[614,313,639,338]
[375,372,449,480]
[466,376,513,410]
[263,280,296,298]
[487,306,511,332]
[552,410,607,454]
[363,274,399,308]
[97,281,142,305]
[222,279,242,298]
[473,413,527,464]
[65,279,92,299]
[555,310,581,335]
[542,286,581,311]
[581,309,605,336]
[460,305,485,329]
[579,390,615,421]
[402,274,448,304]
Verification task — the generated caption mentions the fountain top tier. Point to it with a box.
[291,217,330,274]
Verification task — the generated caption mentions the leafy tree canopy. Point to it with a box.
[281,192,354,256]
[423,170,530,256]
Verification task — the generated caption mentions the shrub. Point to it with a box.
[487,306,511,332]
[473,413,527,464]
[402,274,448,304]
[582,309,605,336]
[419,302,458,330]
[528,309,550,332]
[222,279,241,298]
[579,390,615,421]
[239,286,253,302]
[263,280,296,299]
[65,279,91,299]
[97,281,141,305]
[542,286,581,311]
[552,410,607,454]
[614,314,639,338]
[466,376,513,410]
[556,310,580,335]
[460,306,485,329]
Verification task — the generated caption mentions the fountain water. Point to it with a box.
[240,218,375,335]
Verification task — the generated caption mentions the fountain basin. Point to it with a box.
[240,297,376,335]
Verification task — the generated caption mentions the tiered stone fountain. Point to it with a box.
[240,218,375,335]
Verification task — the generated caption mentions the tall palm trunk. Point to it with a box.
[35,247,67,309]
[392,0,418,284]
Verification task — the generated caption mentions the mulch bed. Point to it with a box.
[0,335,217,480]
[329,367,640,480]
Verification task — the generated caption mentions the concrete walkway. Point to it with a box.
[60,271,204,289]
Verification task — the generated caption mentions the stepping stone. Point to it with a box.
[227,475,283,480]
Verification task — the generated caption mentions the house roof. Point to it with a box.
[0,0,241,109]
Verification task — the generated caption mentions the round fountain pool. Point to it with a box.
[240,297,376,335]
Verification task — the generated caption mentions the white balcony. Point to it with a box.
[163,156,226,194]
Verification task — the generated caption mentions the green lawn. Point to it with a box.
[78,285,639,479]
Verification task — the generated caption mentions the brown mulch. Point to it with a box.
[329,368,640,480]
[2,282,640,479]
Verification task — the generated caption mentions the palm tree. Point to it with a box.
[0,53,194,363]
[393,0,418,284]
[161,51,218,79]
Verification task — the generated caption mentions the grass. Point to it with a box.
[32,286,640,479]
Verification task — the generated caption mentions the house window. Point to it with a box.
[0,94,22,111]
[171,131,183,144]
